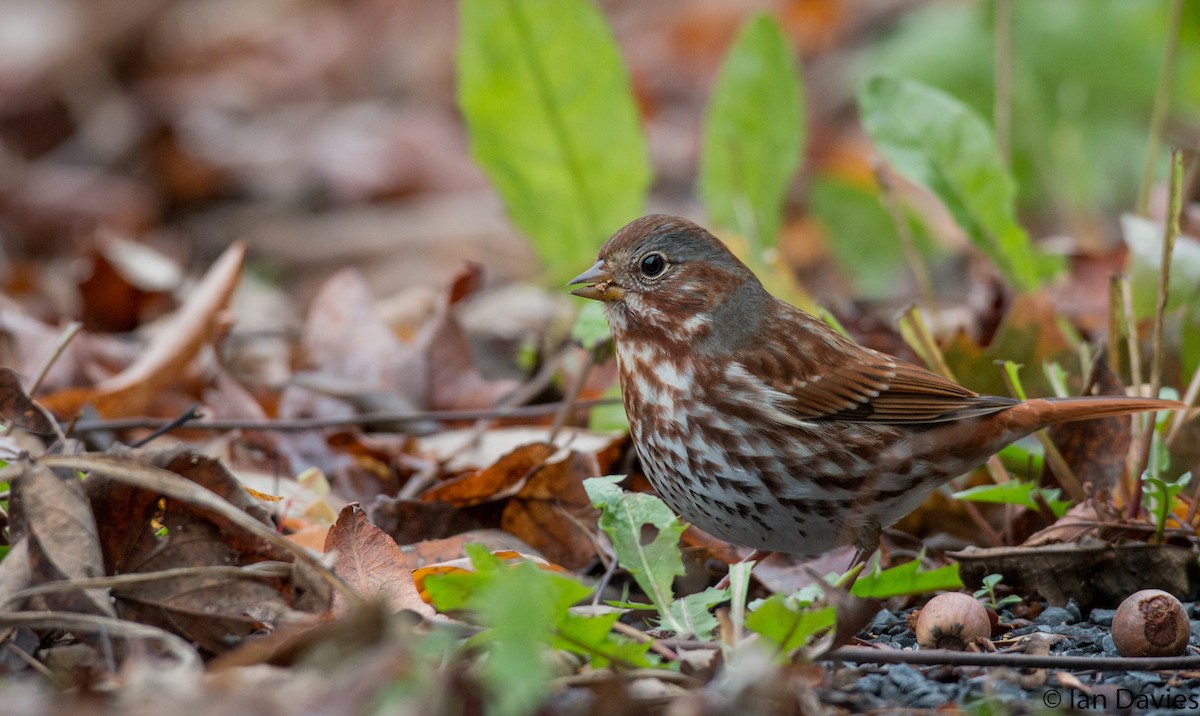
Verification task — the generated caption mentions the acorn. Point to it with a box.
[1112,589,1190,657]
[914,592,991,650]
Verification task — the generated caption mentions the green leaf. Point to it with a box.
[424,544,600,716]
[571,301,612,352]
[850,558,963,599]
[553,610,654,669]
[587,381,629,434]
[667,587,729,641]
[699,13,804,254]
[458,0,650,284]
[858,75,1059,291]
[584,476,687,633]
[953,481,1071,518]
[1143,471,1192,540]
[807,177,918,299]
[744,594,835,655]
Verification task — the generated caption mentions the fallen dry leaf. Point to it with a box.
[41,242,246,418]
[8,462,114,617]
[395,529,538,570]
[500,449,601,570]
[419,441,555,507]
[0,367,56,435]
[324,503,434,617]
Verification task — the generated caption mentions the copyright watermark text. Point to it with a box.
[1042,687,1200,711]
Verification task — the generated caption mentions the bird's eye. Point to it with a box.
[639,252,667,278]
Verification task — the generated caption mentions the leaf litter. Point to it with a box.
[0,1,1199,714]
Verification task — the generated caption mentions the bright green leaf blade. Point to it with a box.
[584,476,686,633]
[699,13,804,253]
[858,75,1059,291]
[952,481,1071,518]
[554,611,655,669]
[668,587,729,641]
[571,301,612,351]
[458,0,650,284]
[849,559,963,599]
[808,177,923,299]
[425,544,598,716]
[744,595,835,655]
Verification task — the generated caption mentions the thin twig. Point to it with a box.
[1130,150,1183,518]
[128,402,204,447]
[32,455,360,606]
[823,645,1200,671]
[3,642,57,682]
[65,398,619,435]
[549,349,595,445]
[1135,0,1184,216]
[2,564,293,609]
[0,611,199,670]
[1107,274,1124,381]
[876,164,934,306]
[610,620,680,662]
[993,0,1012,167]
[26,322,82,397]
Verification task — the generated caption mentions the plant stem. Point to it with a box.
[1135,0,1184,216]
[993,0,1012,167]
[1128,149,1183,519]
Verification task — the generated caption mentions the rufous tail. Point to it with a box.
[1011,396,1183,432]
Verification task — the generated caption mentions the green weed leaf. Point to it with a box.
[744,594,835,656]
[953,481,1071,518]
[667,587,729,642]
[425,544,650,714]
[849,558,963,599]
[859,75,1059,291]
[699,13,804,254]
[458,0,650,284]
[584,476,687,633]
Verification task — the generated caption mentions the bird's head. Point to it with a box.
[569,215,766,342]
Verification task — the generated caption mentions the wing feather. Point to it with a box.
[734,302,1017,425]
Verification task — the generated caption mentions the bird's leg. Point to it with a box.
[715,548,772,590]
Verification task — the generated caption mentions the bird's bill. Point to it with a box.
[568,260,625,302]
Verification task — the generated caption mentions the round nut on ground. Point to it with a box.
[1112,589,1190,657]
[914,592,990,650]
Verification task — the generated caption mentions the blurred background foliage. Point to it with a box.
[1,0,1197,388]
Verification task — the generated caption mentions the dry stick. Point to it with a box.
[18,321,82,446]
[128,402,204,448]
[876,164,935,306]
[1135,0,1185,216]
[548,348,596,445]
[1120,277,1144,399]
[993,0,1012,167]
[26,321,82,396]
[0,612,199,670]
[822,645,1200,671]
[66,397,619,435]
[460,348,567,451]
[2,564,293,609]
[3,642,56,682]
[1177,361,1200,525]
[34,454,361,607]
[1129,149,1183,520]
[1107,274,1124,380]
[610,620,680,662]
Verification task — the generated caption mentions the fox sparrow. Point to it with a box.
[570,215,1179,556]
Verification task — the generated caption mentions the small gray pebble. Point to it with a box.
[1034,606,1076,626]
